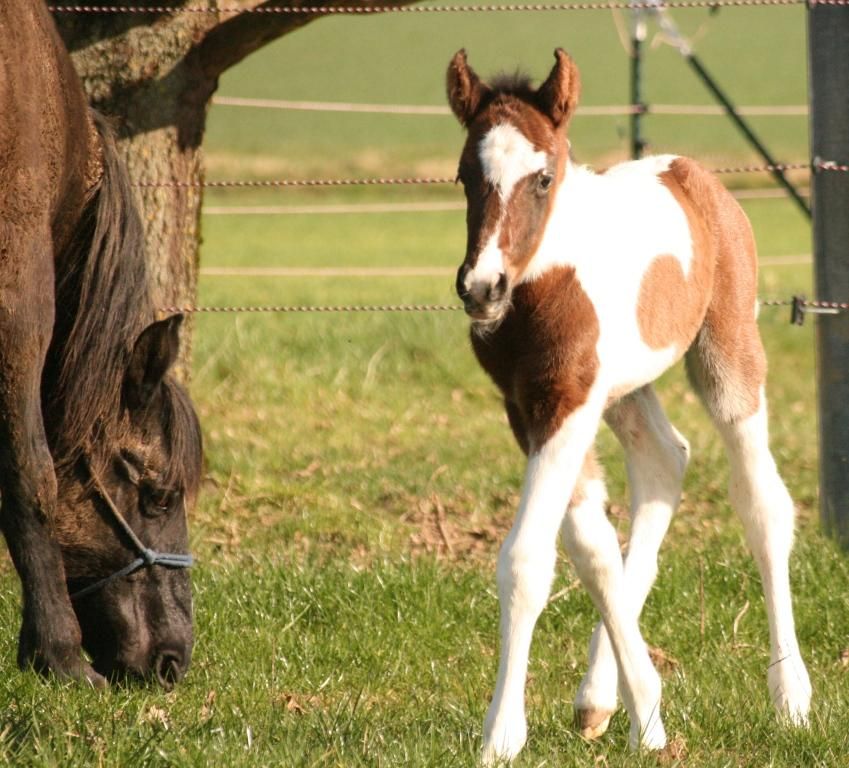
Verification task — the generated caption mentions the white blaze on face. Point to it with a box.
[464,123,549,300]
[479,123,548,201]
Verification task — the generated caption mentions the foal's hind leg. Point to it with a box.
[687,321,811,724]
[573,386,689,740]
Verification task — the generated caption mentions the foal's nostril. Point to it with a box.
[154,650,185,690]
[488,273,508,302]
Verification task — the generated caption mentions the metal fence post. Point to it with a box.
[630,3,647,159]
[808,2,849,549]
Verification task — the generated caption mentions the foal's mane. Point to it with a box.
[489,72,535,97]
[43,113,201,496]
[480,72,540,113]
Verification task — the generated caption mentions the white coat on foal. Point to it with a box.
[446,48,811,763]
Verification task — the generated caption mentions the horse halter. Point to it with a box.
[69,457,193,602]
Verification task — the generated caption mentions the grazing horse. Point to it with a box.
[446,49,811,761]
[0,1,202,688]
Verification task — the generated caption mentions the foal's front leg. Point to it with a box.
[561,394,671,750]
[482,398,603,765]
[574,386,690,739]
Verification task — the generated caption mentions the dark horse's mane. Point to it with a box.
[43,113,201,497]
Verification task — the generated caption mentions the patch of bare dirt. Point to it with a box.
[273,692,324,715]
[649,645,681,676]
[657,735,688,765]
[404,491,513,563]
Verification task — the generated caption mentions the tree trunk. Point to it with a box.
[53,1,413,378]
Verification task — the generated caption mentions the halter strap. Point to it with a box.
[69,458,193,601]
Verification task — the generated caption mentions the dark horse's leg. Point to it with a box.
[0,219,104,686]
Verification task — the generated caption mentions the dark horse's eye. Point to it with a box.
[536,172,554,195]
[142,485,178,517]
[115,451,142,485]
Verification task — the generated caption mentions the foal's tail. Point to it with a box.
[669,158,766,425]
[46,111,152,466]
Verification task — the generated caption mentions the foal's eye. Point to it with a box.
[536,173,554,195]
[141,485,178,517]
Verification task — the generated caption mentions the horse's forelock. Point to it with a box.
[159,378,203,500]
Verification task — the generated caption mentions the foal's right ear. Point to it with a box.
[446,49,490,127]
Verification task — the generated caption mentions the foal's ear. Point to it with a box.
[123,314,184,411]
[536,48,581,128]
[446,49,490,127]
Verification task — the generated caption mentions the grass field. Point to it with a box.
[2,4,849,767]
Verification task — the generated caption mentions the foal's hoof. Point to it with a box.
[768,653,812,727]
[575,707,614,740]
[481,714,526,766]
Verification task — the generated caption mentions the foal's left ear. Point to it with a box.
[446,49,491,127]
[536,48,581,128]
[123,314,184,411]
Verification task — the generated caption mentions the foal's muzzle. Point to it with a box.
[456,263,510,322]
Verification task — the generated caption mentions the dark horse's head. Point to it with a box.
[44,115,202,689]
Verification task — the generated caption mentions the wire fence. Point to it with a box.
[52,0,849,319]
[137,162,819,191]
[211,95,810,117]
[160,297,847,326]
[200,183,813,214]
[199,255,814,274]
[45,0,849,15]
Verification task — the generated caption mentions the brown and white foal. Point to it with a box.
[447,49,811,762]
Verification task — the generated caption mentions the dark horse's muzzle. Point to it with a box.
[70,456,194,689]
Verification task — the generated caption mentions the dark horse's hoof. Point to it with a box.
[18,625,108,688]
[20,653,108,688]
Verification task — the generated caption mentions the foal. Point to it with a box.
[446,49,811,762]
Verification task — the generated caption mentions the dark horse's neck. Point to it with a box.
[43,112,153,471]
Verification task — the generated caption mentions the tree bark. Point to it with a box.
[53,1,413,377]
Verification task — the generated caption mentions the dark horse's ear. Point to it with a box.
[536,48,581,128]
[446,49,490,127]
[123,314,183,411]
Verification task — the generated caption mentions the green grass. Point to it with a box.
[3,5,847,767]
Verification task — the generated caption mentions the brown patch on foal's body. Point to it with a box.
[637,163,715,354]
[637,253,712,352]
[656,158,766,422]
[472,266,600,452]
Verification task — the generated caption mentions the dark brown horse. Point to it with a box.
[0,1,202,688]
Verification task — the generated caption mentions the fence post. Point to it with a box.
[807,2,849,549]
[629,4,647,159]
